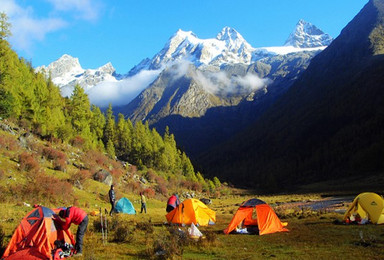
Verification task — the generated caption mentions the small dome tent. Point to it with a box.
[166,198,216,226]
[2,206,75,259]
[115,197,136,214]
[343,192,384,224]
[224,198,288,235]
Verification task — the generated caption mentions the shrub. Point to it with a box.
[82,150,109,169]
[155,183,168,196]
[136,220,154,234]
[129,165,137,174]
[111,168,123,180]
[23,173,73,204]
[41,147,67,172]
[53,158,66,171]
[71,170,91,185]
[70,136,85,148]
[113,225,135,243]
[18,152,40,172]
[0,135,19,151]
[42,146,66,161]
[203,230,217,245]
[145,169,156,183]
[144,226,187,259]
[191,182,202,192]
[143,188,155,199]
[125,181,141,194]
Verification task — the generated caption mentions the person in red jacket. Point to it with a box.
[166,193,180,213]
[54,207,88,257]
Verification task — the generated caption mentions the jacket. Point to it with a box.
[55,207,87,230]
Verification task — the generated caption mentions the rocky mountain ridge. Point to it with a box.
[37,20,332,108]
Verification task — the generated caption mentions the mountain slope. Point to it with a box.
[118,21,330,122]
[198,0,384,190]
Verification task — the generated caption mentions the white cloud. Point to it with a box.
[0,0,102,53]
[87,69,162,107]
[0,0,67,52]
[192,69,271,96]
[45,0,102,22]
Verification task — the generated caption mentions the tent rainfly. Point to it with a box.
[343,192,384,224]
[224,198,288,235]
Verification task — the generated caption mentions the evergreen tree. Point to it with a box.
[103,104,115,146]
[106,139,116,158]
[115,114,132,161]
[90,105,106,141]
[0,87,13,118]
[69,85,92,132]
[0,12,11,40]
[213,176,221,188]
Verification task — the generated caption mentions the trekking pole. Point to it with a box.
[105,209,108,243]
[100,207,104,244]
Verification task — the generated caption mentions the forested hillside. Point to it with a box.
[0,13,221,198]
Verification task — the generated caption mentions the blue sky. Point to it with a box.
[1,0,368,74]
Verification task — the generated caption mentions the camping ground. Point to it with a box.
[1,193,384,259]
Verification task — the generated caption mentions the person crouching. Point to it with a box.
[54,206,88,257]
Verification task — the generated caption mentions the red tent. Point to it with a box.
[2,206,75,260]
[224,198,288,235]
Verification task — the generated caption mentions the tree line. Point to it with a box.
[0,13,220,191]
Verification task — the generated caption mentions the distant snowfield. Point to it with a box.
[259,45,327,55]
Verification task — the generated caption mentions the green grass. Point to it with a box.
[2,194,384,259]
[0,125,384,259]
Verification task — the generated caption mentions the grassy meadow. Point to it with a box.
[0,122,383,259]
[1,193,384,260]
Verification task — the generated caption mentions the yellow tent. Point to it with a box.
[343,192,384,224]
[166,198,216,226]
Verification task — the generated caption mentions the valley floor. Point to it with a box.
[1,194,384,259]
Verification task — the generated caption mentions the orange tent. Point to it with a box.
[166,198,216,226]
[224,198,288,235]
[2,206,75,260]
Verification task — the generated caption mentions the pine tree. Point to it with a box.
[0,87,13,118]
[115,113,132,161]
[213,176,221,188]
[106,139,116,158]
[0,12,11,40]
[90,105,106,141]
[103,104,115,146]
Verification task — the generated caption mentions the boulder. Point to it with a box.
[93,169,113,186]
[200,198,212,205]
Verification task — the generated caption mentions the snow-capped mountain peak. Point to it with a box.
[37,54,83,79]
[216,26,252,51]
[284,19,333,48]
[217,26,244,42]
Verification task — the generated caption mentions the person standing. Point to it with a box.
[54,207,88,257]
[140,192,147,213]
[109,185,116,216]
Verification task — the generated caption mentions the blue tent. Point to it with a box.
[115,197,136,214]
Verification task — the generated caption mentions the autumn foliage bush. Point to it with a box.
[22,172,73,204]
[18,152,40,172]
[143,187,155,199]
[82,150,109,170]
[0,135,19,151]
[42,147,67,171]
[71,170,91,185]
[42,146,66,161]
[70,136,85,148]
